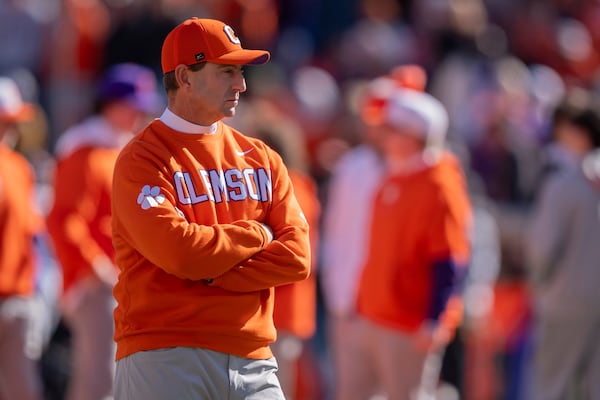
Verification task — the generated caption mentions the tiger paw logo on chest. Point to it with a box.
[173,167,272,205]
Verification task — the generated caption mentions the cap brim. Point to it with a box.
[211,49,270,66]
[0,103,35,122]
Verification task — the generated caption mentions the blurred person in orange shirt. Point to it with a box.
[272,166,320,400]
[239,100,322,399]
[46,62,161,400]
[0,77,44,400]
[320,65,429,399]
[343,84,472,400]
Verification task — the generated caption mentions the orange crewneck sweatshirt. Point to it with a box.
[357,152,472,333]
[111,119,311,360]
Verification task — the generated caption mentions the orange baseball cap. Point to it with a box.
[161,18,270,74]
[360,64,428,125]
[389,64,427,92]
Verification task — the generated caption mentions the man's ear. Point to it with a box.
[174,64,192,88]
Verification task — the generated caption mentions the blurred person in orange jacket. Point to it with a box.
[343,84,472,400]
[46,62,161,400]
[240,100,322,399]
[0,77,44,400]
[320,65,429,399]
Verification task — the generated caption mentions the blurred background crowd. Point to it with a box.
[2,0,600,399]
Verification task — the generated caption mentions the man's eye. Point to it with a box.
[222,67,243,75]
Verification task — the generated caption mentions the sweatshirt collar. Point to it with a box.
[159,108,217,134]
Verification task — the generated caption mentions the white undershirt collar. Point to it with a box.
[159,108,217,134]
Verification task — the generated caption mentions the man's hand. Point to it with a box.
[413,320,451,353]
[92,256,119,287]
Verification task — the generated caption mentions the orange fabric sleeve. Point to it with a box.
[47,147,117,293]
[272,170,321,338]
[207,161,312,291]
[424,170,472,265]
[0,145,40,296]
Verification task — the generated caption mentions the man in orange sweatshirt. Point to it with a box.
[341,84,472,400]
[0,77,44,400]
[110,18,311,400]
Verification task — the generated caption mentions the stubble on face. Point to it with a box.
[195,63,246,122]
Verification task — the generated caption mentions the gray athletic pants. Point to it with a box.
[115,346,285,400]
[529,313,600,400]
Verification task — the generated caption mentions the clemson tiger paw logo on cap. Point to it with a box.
[137,185,166,210]
[223,25,241,45]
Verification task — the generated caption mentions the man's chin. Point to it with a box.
[223,108,237,118]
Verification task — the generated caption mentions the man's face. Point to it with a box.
[555,120,593,157]
[186,63,247,124]
[380,122,425,162]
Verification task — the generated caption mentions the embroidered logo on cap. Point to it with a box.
[195,53,205,61]
[223,25,241,45]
